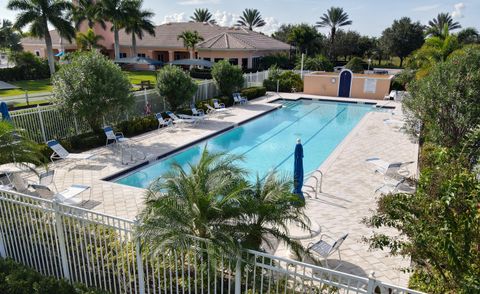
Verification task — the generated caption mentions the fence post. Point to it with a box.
[73,116,80,135]
[37,106,47,143]
[366,272,376,294]
[234,255,242,294]
[52,200,71,281]
[134,220,146,294]
[0,227,6,258]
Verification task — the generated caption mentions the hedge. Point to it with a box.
[189,68,212,80]
[240,86,267,100]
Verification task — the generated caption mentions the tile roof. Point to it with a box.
[21,30,76,47]
[197,30,290,50]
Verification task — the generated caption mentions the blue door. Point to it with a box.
[338,70,352,97]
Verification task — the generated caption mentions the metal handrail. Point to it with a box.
[304,169,323,198]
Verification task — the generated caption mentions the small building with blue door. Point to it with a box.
[303,70,393,100]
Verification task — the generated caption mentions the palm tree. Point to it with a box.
[457,27,480,45]
[136,148,249,255]
[76,28,105,50]
[70,0,106,30]
[0,121,45,167]
[0,19,23,52]
[7,0,75,76]
[426,13,461,38]
[100,0,134,59]
[237,8,266,31]
[316,7,352,46]
[124,0,155,57]
[177,30,204,59]
[190,8,215,24]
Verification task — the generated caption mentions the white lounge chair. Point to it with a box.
[383,118,406,128]
[384,90,397,100]
[191,107,205,117]
[103,126,129,146]
[375,177,416,195]
[47,140,94,163]
[155,113,173,129]
[178,113,205,124]
[307,233,348,269]
[55,184,90,205]
[233,93,248,105]
[205,104,229,115]
[166,111,197,127]
[213,99,226,109]
[366,157,413,180]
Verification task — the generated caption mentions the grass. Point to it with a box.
[0,79,52,97]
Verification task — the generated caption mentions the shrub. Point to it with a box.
[156,65,198,111]
[189,68,212,79]
[296,55,333,72]
[345,57,365,73]
[52,51,134,133]
[0,52,50,81]
[240,86,267,100]
[263,69,303,93]
[259,53,293,69]
[211,60,245,97]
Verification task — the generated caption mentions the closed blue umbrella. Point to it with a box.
[0,101,11,122]
[293,138,304,201]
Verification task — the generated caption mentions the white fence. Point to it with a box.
[0,189,423,294]
[6,71,270,143]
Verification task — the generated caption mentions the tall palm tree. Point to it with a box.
[315,7,352,46]
[190,8,215,24]
[100,0,134,59]
[177,30,204,59]
[0,19,23,51]
[76,28,105,50]
[457,27,480,45]
[124,0,155,57]
[237,8,266,31]
[7,0,75,76]
[70,0,106,30]
[426,13,461,38]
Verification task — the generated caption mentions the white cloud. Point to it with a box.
[162,12,187,24]
[178,0,220,5]
[452,2,465,18]
[412,4,440,12]
[259,17,280,36]
[212,10,239,27]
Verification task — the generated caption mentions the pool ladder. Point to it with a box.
[303,169,323,199]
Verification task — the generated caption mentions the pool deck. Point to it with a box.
[24,93,417,286]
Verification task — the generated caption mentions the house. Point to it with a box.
[20,22,291,70]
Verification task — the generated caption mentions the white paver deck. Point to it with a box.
[22,93,417,287]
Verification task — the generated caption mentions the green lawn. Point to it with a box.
[125,70,157,85]
[0,79,52,97]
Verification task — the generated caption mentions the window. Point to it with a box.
[229,58,238,65]
[203,58,211,62]
[252,57,261,70]
[175,54,181,60]
[137,53,146,58]
[158,54,164,61]
[214,58,223,63]
[119,52,127,58]
[35,50,40,57]
[364,79,377,93]
[242,58,248,69]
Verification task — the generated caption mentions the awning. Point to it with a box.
[167,59,214,68]
[55,51,65,57]
[114,57,164,66]
[0,81,19,90]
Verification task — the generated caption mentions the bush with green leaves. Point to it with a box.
[296,55,333,72]
[259,52,293,69]
[211,60,245,97]
[52,51,134,133]
[156,65,198,110]
[0,52,50,81]
[402,46,480,147]
[344,57,365,73]
[263,68,303,93]
[240,86,267,100]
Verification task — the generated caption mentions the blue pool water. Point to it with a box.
[115,99,376,188]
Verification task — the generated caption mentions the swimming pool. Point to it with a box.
[115,99,377,188]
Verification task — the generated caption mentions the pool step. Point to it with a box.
[281,101,297,109]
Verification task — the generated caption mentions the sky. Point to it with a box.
[0,0,479,37]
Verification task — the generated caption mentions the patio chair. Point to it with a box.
[166,111,197,127]
[54,184,90,205]
[233,93,248,105]
[307,233,348,269]
[375,177,416,195]
[47,140,94,163]
[366,157,413,181]
[104,126,129,146]
[204,104,229,115]
[10,173,55,199]
[191,106,205,117]
[213,99,226,109]
[155,113,173,129]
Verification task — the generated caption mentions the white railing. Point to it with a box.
[0,188,424,294]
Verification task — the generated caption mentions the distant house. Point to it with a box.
[20,22,291,70]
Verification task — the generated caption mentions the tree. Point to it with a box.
[211,60,245,97]
[315,7,352,58]
[100,0,135,59]
[381,17,425,67]
[402,47,480,147]
[345,56,364,73]
[124,0,155,57]
[156,65,198,110]
[70,0,106,30]
[52,51,133,132]
[295,54,333,71]
[331,30,360,60]
[75,28,105,51]
[0,19,22,52]
[190,8,215,24]
[272,24,294,42]
[287,24,324,56]
[8,0,75,76]
[237,8,265,31]
[177,30,204,59]
[0,121,44,167]
[457,27,480,45]
[426,12,461,38]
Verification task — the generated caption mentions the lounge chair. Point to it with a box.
[384,90,397,100]
[191,107,205,117]
[375,177,416,195]
[307,233,348,269]
[178,113,205,124]
[47,140,94,163]
[383,118,405,128]
[366,157,413,181]
[104,126,129,146]
[10,173,55,199]
[166,111,197,127]
[155,113,173,129]
[55,184,90,205]
[233,93,248,105]
[205,104,229,115]
[213,99,226,109]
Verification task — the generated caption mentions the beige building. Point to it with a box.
[303,70,393,100]
[21,22,291,69]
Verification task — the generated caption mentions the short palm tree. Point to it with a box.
[0,19,23,51]
[124,0,155,57]
[426,13,461,38]
[7,0,75,76]
[237,8,266,31]
[76,28,105,50]
[137,148,249,255]
[316,6,352,46]
[70,0,106,30]
[177,30,204,59]
[191,8,216,24]
[100,0,135,59]
[0,121,44,167]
